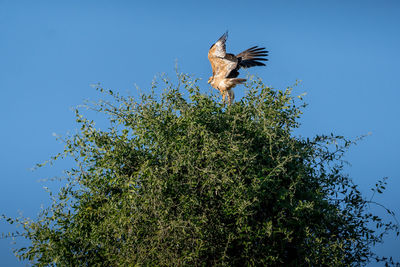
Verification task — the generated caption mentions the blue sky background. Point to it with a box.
[1,1,399,265]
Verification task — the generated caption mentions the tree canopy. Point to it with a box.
[3,73,399,266]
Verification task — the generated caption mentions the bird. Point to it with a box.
[207,32,268,104]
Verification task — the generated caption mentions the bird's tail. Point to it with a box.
[227,78,246,87]
[222,78,246,104]
[232,78,246,84]
[236,46,268,68]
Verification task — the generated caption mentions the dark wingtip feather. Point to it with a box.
[239,59,267,68]
[251,58,269,61]
[218,31,228,42]
[210,31,229,49]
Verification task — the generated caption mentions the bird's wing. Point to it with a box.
[208,32,228,58]
[219,54,239,78]
[236,46,268,68]
[208,32,228,76]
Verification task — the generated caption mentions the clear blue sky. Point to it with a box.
[1,1,399,265]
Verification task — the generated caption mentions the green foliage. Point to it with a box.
[3,73,399,266]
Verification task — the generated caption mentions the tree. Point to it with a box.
[3,72,399,266]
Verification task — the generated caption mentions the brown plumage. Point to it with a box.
[207,32,268,104]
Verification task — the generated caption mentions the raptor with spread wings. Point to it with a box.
[208,32,268,104]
